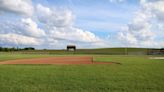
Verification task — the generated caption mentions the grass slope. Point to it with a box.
[0,54,164,92]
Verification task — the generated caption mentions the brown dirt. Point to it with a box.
[0,56,119,65]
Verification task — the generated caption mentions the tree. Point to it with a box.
[4,48,10,52]
[24,47,35,50]
[0,47,2,51]
[161,48,164,50]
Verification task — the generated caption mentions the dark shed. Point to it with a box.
[67,45,76,51]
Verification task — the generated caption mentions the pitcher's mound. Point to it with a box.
[0,56,117,65]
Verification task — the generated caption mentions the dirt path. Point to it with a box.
[0,56,117,65]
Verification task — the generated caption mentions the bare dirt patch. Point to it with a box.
[0,56,119,65]
[149,57,164,60]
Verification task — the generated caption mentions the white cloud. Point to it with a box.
[0,18,46,38]
[0,18,45,46]
[147,1,164,22]
[118,0,164,47]
[21,18,46,38]
[49,27,101,43]
[36,4,74,27]
[0,3,104,48]
[36,4,103,47]
[0,0,33,16]
[140,0,164,21]
[0,33,41,46]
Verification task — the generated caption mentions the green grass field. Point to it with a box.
[0,53,54,62]
[0,54,164,92]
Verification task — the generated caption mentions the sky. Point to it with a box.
[0,0,164,49]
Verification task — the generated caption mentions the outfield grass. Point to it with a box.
[0,54,164,92]
[0,53,54,62]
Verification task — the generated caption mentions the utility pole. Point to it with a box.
[125,47,128,55]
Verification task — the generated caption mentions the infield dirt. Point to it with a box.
[0,56,118,65]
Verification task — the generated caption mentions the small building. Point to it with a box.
[148,48,164,55]
[67,45,76,51]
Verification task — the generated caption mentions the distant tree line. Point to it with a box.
[159,48,163,50]
[0,47,35,52]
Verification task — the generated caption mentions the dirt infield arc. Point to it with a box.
[0,56,115,65]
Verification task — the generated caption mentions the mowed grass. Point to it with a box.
[0,53,54,62]
[0,54,164,92]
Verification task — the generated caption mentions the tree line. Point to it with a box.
[0,47,35,52]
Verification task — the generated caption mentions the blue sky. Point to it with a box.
[0,0,164,49]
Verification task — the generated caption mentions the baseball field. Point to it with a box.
[0,49,164,92]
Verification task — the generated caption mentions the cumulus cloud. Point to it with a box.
[49,27,101,43]
[118,0,164,47]
[0,3,103,48]
[21,18,46,37]
[0,33,41,46]
[0,19,44,46]
[36,4,102,45]
[0,0,33,16]
[36,4,74,27]
[0,18,45,35]
[118,10,154,45]
[140,0,164,22]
